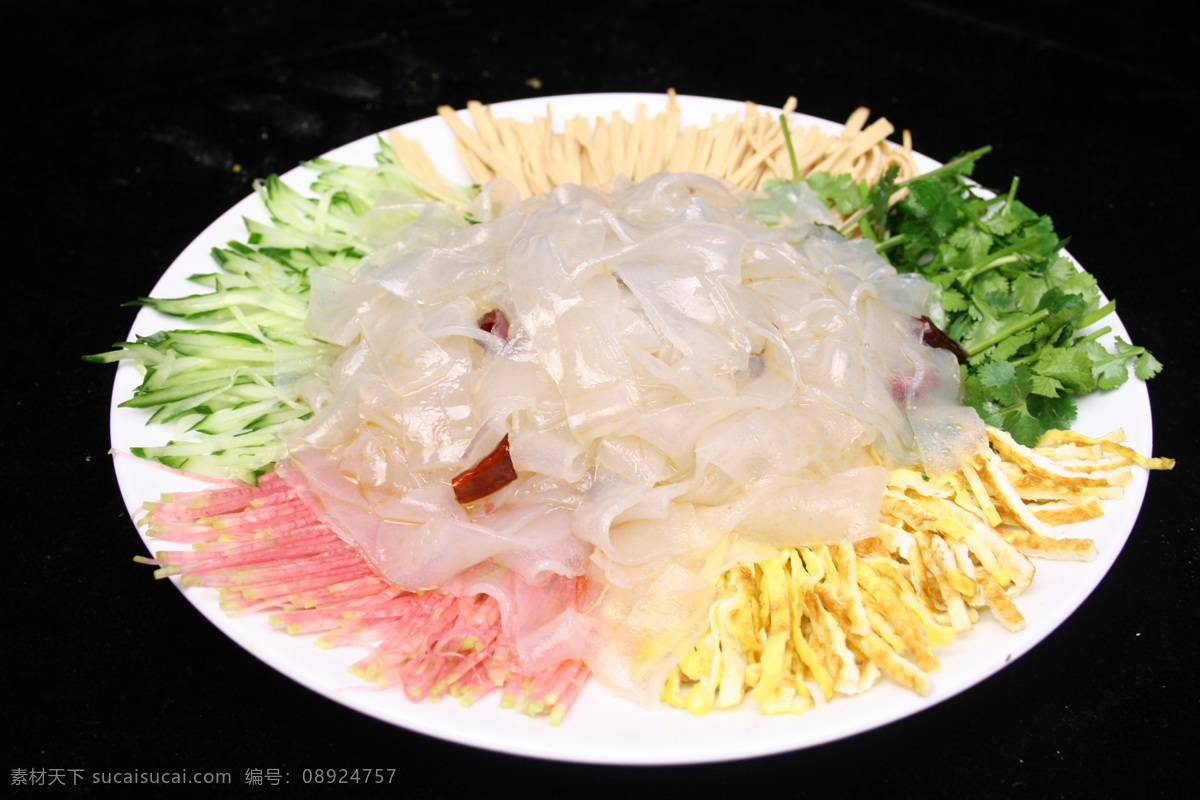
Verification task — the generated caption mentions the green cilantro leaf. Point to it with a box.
[747,146,1162,445]
[805,172,869,215]
[1135,350,1164,381]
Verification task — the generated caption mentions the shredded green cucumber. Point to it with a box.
[89,137,478,482]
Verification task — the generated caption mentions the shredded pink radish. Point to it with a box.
[136,468,590,721]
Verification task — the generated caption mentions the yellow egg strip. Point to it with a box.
[664,426,1170,716]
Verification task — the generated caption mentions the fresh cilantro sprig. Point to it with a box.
[751,127,1161,446]
[873,153,1163,443]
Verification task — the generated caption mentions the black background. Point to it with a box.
[6,0,1198,796]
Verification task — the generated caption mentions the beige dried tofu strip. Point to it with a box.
[627,104,647,180]
[790,126,828,176]
[566,126,583,183]
[385,130,451,196]
[811,138,852,175]
[691,120,716,174]
[635,108,659,181]
[720,114,750,177]
[493,116,534,196]
[667,125,698,172]
[589,117,613,183]
[438,105,510,183]
[482,102,529,186]
[452,138,492,183]
[843,106,871,135]
[609,112,629,178]
[850,146,881,183]
[743,100,759,129]
[572,119,595,185]
[465,100,499,146]
[513,121,551,196]
[845,118,895,164]
[661,103,681,163]
[767,150,792,182]
[470,101,529,194]
[729,129,784,187]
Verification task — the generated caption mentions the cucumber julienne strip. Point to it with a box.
[128,286,309,321]
[306,135,478,208]
[132,428,284,458]
[92,138,479,480]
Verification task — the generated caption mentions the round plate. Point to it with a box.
[109,93,1154,765]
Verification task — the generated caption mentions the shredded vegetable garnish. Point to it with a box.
[664,426,1171,715]
[134,470,588,722]
[436,92,918,195]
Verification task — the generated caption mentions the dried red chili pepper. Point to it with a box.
[479,308,510,341]
[918,315,968,360]
[452,435,517,504]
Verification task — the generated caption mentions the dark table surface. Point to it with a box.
[7,1,1197,796]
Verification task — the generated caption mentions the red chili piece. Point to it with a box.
[452,435,517,504]
[479,308,510,341]
[918,315,968,360]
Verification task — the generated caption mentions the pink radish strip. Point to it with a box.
[139,467,590,721]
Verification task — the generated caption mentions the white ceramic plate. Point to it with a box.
[110,93,1154,765]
